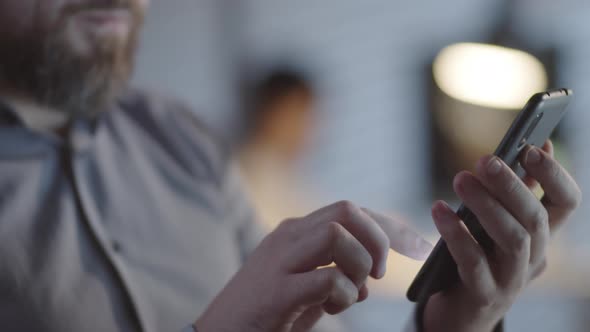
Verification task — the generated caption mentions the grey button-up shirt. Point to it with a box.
[0,89,435,332]
[0,90,264,332]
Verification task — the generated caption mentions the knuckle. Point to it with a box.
[481,196,500,212]
[547,158,561,180]
[465,256,487,276]
[466,281,498,309]
[335,200,358,218]
[320,269,344,298]
[508,275,528,293]
[315,271,337,305]
[324,269,340,293]
[509,229,531,257]
[345,285,359,307]
[326,222,346,247]
[278,217,298,231]
[528,208,549,235]
[566,187,583,211]
[275,217,302,241]
[474,290,497,309]
[326,223,373,281]
[496,262,528,291]
[327,270,357,304]
[358,250,373,278]
[504,176,522,195]
[341,289,357,309]
[536,259,548,275]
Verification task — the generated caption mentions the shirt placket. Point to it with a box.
[65,120,152,332]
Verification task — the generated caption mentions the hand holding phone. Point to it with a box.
[408,89,583,331]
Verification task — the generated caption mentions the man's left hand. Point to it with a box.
[423,140,582,332]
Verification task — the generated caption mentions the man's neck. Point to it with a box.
[0,93,70,133]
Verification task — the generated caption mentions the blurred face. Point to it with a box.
[262,90,315,160]
[0,0,149,115]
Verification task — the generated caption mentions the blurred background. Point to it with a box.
[133,1,590,331]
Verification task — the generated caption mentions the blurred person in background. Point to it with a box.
[238,68,319,230]
[0,1,582,332]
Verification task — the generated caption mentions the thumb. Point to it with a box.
[290,306,324,332]
[286,267,358,315]
[362,208,432,260]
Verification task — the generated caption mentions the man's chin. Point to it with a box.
[0,7,141,117]
[38,37,135,116]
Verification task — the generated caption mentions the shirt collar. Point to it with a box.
[0,97,100,154]
[0,99,25,126]
[0,97,69,132]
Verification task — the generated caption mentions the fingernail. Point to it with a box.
[453,174,465,194]
[527,148,541,165]
[433,202,453,231]
[434,201,451,219]
[487,157,502,175]
[416,237,433,254]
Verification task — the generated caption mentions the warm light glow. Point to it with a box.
[433,43,548,109]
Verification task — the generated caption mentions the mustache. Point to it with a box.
[62,0,133,15]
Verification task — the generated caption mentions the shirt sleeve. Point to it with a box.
[159,100,267,261]
[222,162,267,262]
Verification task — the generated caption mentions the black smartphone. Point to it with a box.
[407,88,573,303]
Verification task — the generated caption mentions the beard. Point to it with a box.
[0,0,144,118]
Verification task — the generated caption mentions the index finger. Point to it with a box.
[361,208,432,260]
[300,201,392,278]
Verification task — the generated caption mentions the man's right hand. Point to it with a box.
[195,201,432,332]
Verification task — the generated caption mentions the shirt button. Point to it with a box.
[112,241,123,253]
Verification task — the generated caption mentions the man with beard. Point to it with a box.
[0,1,582,332]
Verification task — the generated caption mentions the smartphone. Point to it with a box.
[407,88,573,303]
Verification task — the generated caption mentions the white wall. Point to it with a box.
[133,0,501,214]
[133,0,238,132]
